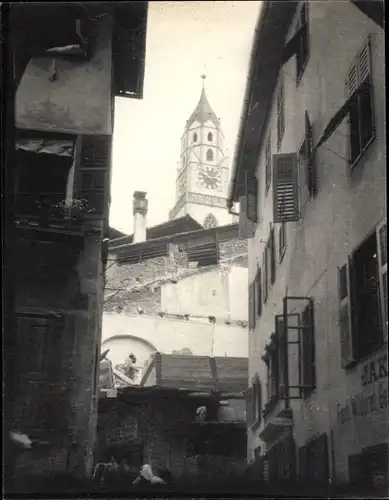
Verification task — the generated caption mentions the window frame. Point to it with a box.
[346,38,375,168]
[276,73,285,150]
[296,1,310,85]
[265,135,272,195]
[279,222,287,263]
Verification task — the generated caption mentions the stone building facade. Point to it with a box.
[7,2,148,484]
[228,0,386,492]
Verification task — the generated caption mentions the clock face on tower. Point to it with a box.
[197,166,222,191]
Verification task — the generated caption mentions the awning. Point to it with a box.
[16,139,75,157]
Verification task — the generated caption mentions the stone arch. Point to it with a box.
[102,334,158,353]
[203,213,218,229]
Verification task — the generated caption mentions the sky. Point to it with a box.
[110,1,261,235]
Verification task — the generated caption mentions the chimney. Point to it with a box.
[133,191,148,243]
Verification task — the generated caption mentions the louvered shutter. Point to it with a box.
[239,194,256,239]
[358,40,371,84]
[347,62,358,96]
[338,259,355,367]
[76,135,111,216]
[247,173,258,223]
[376,219,388,343]
[273,153,300,223]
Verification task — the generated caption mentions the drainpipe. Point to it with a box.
[227,4,269,210]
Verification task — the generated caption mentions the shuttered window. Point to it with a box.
[265,136,272,194]
[301,302,316,397]
[279,222,287,262]
[273,153,300,223]
[246,171,258,223]
[263,248,268,303]
[269,227,276,285]
[239,194,256,239]
[304,111,317,196]
[256,267,262,317]
[296,1,310,82]
[275,314,286,399]
[338,259,355,367]
[377,219,388,344]
[248,281,256,331]
[347,39,374,166]
[276,74,285,150]
[77,135,111,215]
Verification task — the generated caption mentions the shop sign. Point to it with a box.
[337,351,388,425]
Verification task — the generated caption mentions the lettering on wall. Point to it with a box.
[188,192,227,207]
[337,352,388,425]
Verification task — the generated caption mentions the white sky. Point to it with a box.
[109,1,261,235]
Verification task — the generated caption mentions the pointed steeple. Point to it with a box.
[186,75,219,128]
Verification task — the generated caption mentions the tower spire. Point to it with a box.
[201,73,206,90]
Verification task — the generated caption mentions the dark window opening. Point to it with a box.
[353,232,383,359]
[15,150,73,218]
[192,133,198,143]
[276,75,285,150]
[296,2,310,82]
[206,149,214,162]
[208,132,213,142]
[256,267,262,317]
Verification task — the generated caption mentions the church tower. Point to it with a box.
[169,76,233,228]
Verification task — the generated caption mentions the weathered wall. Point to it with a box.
[15,16,113,135]
[103,237,248,372]
[247,1,386,483]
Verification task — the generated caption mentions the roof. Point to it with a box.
[187,88,219,128]
[228,1,297,207]
[109,215,203,248]
[141,353,248,395]
[107,227,128,240]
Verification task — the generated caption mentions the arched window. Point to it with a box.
[206,149,214,161]
[192,133,197,143]
[208,132,213,142]
[203,214,218,228]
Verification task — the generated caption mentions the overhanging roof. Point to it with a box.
[228,1,298,207]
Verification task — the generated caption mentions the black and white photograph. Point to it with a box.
[1,1,387,498]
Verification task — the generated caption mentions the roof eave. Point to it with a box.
[227,1,298,208]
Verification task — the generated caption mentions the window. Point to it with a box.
[296,1,310,82]
[15,135,75,218]
[249,281,256,331]
[192,133,198,143]
[256,267,262,317]
[338,220,387,366]
[206,149,214,161]
[279,223,287,262]
[276,73,285,150]
[252,375,262,424]
[301,302,316,397]
[245,172,258,224]
[347,39,374,166]
[273,153,300,223]
[265,342,279,403]
[263,247,268,303]
[203,213,217,228]
[265,136,272,194]
[303,111,317,197]
[268,227,276,285]
[208,132,213,142]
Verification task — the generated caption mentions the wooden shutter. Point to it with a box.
[301,302,316,396]
[305,111,317,196]
[76,135,111,215]
[256,267,262,317]
[277,75,285,149]
[248,282,256,331]
[347,61,358,96]
[270,227,276,284]
[376,219,388,343]
[265,136,272,193]
[358,39,371,84]
[338,259,355,367]
[263,249,268,303]
[275,315,286,399]
[239,194,255,239]
[247,172,258,223]
[273,153,300,223]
